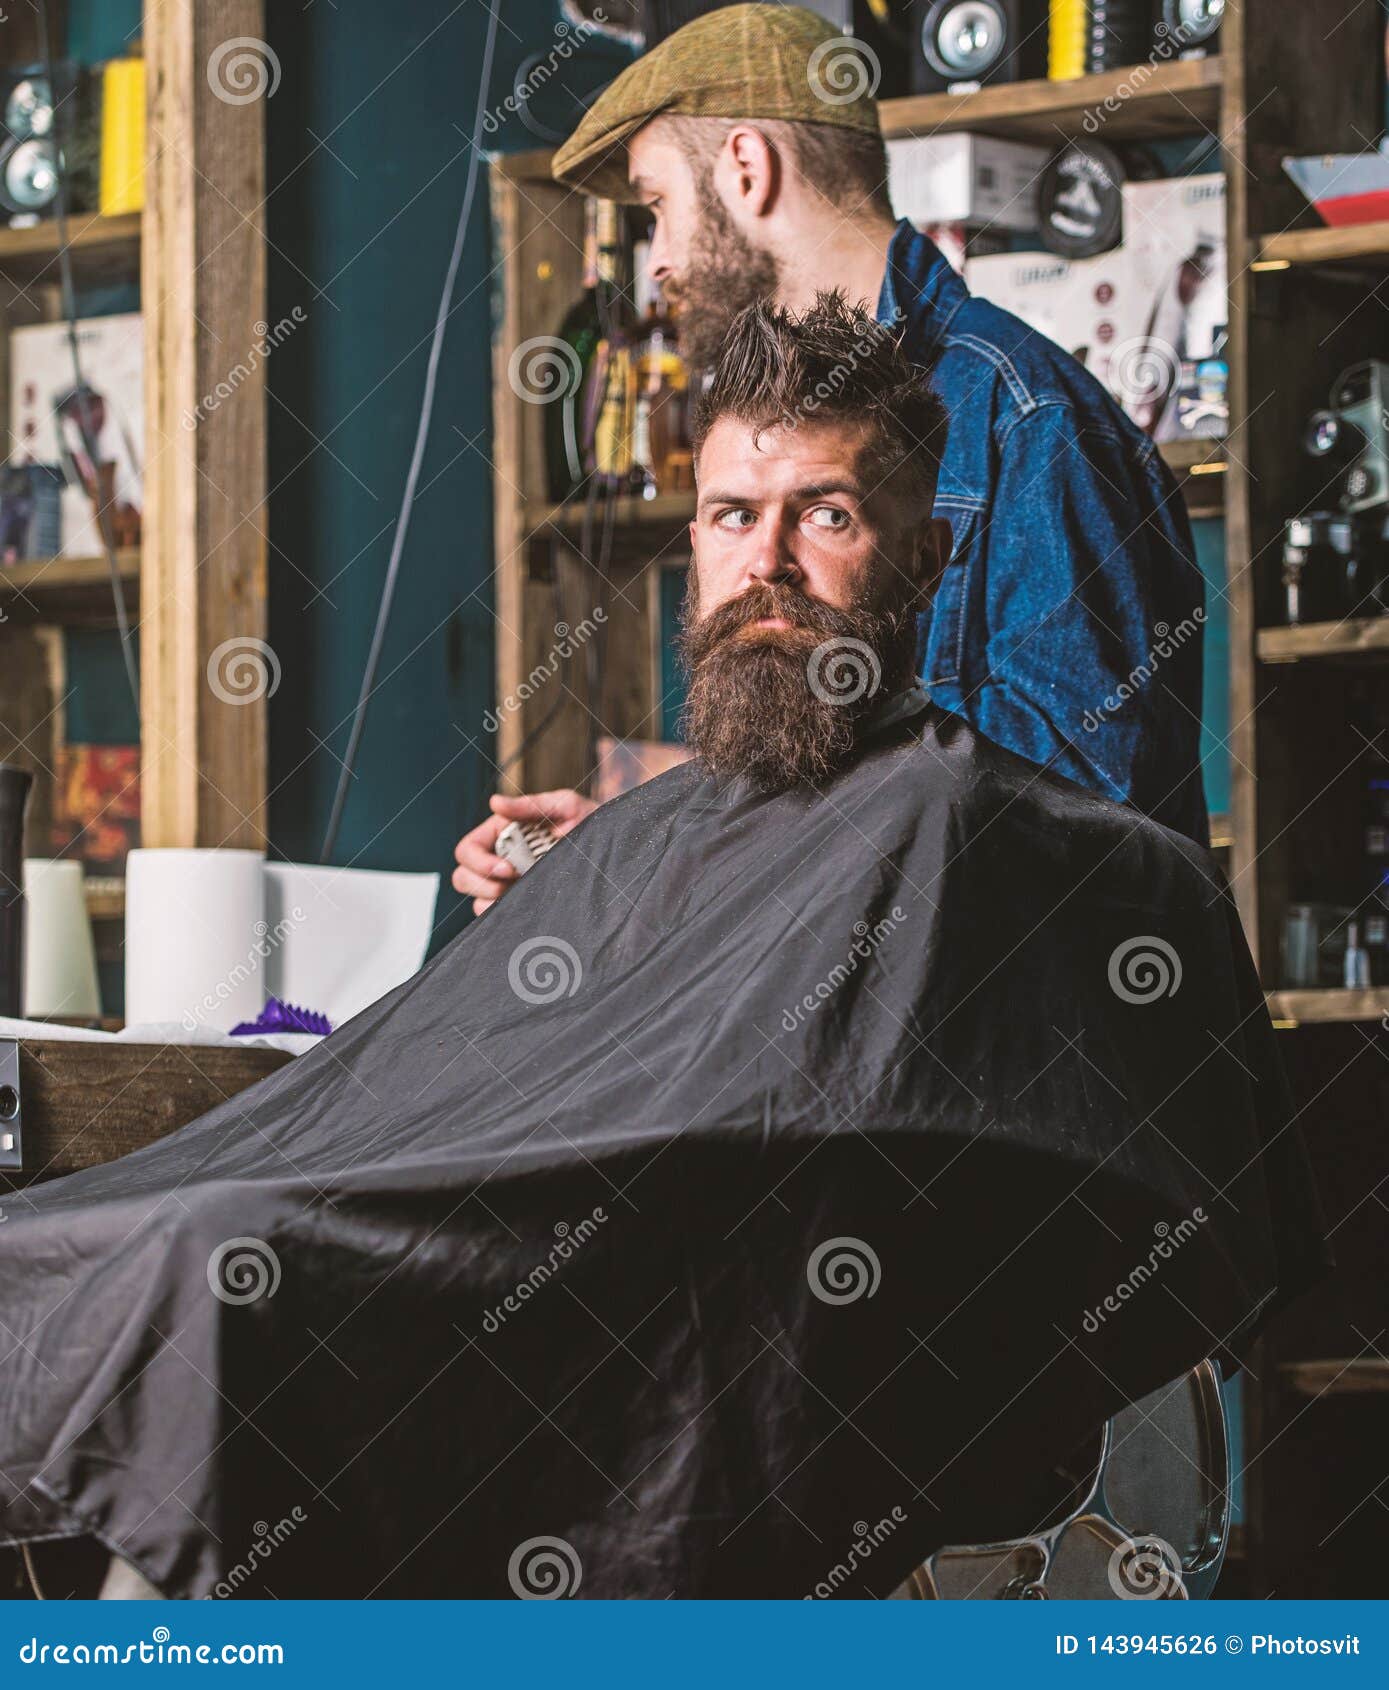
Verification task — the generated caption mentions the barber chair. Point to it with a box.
[43,1361,1229,1600]
[893,1360,1230,1599]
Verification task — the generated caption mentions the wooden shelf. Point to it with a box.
[1161,439,1226,517]
[1281,1359,1389,1397]
[529,490,695,537]
[1161,438,1223,471]
[0,211,141,288]
[0,550,141,623]
[1257,617,1389,665]
[878,58,1223,146]
[1265,989,1389,1027]
[84,877,125,923]
[1254,220,1389,271]
[525,491,695,571]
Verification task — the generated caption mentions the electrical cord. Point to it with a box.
[36,0,140,716]
[20,1541,46,1599]
[319,0,501,861]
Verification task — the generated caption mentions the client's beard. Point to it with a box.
[677,579,919,794]
[665,185,780,372]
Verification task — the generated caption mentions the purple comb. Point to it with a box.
[230,996,332,1037]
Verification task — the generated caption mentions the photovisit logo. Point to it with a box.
[507,936,583,1004]
[207,1237,281,1305]
[1107,1534,1187,1599]
[807,1237,881,1305]
[508,1535,582,1599]
[1108,936,1182,1004]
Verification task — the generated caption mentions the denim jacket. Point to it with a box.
[877,220,1209,845]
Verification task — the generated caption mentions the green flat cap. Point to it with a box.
[551,3,882,202]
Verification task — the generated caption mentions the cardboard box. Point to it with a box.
[964,248,1133,382]
[964,175,1228,443]
[887,134,1049,235]
[8,313,143,557]
[1120,175,1227,442]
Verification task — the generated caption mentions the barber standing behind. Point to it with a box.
[455,4,1208,913]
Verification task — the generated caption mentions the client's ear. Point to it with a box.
[911,516,953,606]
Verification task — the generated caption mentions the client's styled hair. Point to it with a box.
[690,290,948,510]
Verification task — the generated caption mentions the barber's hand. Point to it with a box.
[452,789,598,916]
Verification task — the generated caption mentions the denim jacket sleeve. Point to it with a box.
[926,399,1208,843]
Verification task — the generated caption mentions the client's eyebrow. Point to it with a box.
[793,480,866,502]
[698,481,866,510]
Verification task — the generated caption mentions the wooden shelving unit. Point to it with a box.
[0,1,269,998]
[0,219,147,889]
[1215,3,1389,1602]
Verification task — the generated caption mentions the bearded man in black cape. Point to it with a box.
[0,297,1324,1601]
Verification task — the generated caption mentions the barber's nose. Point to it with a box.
[648,226,670,285]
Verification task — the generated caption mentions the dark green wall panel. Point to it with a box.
[262,1,625,954]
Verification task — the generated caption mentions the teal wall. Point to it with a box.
[261,0,620,952]
[1192,517,1230,819]
[66,0,141,60]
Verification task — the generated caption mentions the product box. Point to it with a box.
[964,175,1228,443]
[1120,174,1227,443]
[964,247,1133,381]
[8,312,144,557]
[887,134,1050,235]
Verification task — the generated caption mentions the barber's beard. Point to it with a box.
[677,579,919,794]
[666,188,780,372]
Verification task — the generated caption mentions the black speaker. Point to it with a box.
[0,62,97,226]
[1086,0,1150,73]
[910,0,1047,95]
[1159,0,1223,58]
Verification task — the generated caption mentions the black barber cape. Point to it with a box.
[0,697,1326,1598]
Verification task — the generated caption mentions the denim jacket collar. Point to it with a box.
[876,218,971,358]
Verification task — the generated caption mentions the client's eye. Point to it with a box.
[806,506,850,530]
[715,508,756,531]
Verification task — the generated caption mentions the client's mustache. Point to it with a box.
[687,582,866,654]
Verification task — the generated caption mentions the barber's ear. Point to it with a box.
[912,516,952,605]
[719,125,778,217]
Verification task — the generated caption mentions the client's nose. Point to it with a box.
[746,529,801,587]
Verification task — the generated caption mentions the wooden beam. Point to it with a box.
[142,1,268,848]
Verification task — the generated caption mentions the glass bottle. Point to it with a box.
[544,198,604,503]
